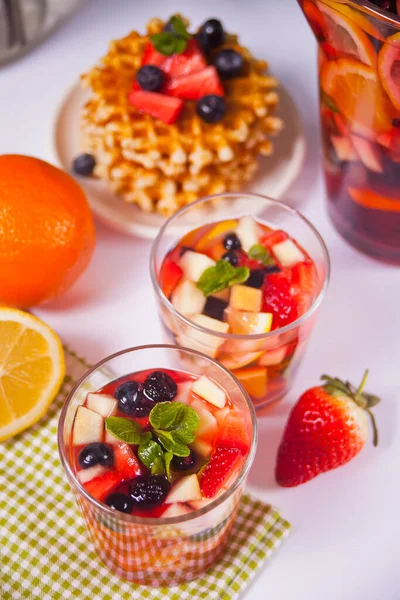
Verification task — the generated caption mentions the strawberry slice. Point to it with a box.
[84,471,122,502]
[261,230,288,249]
[200,447,243,498]
[217,413,250,455]
[160,258,183,298]
[128,90,183,124]
[114,443,142,480]
[142,42,166,68]
[290,261,316,295]
[262,272,298,329]
[165,66,224,100]
[142,40,207,78]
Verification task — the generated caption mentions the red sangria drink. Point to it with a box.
[58,345,256,586]
[151,194,330,409]
[299,0,400,262]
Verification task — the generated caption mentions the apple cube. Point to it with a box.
[171,280,206,315]
[191,376,226,409]
[177,314,229,359]
[214,406,231,427]
[174,380,195,405]
[73,406,104,445]
[77,465,106,484]
[190,437,213,458]
[165,474,202,504]
[179,251,215,282]
[191,398,218,441]
[258,346,288,366]
[86,393,117,418]
[236,216,260,252]
[272,239,305,267]
[229,285,262,313]
[162,503,193,518]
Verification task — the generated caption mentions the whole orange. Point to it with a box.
[0,155,96,308]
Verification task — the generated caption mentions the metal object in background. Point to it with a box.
[0,0,82,65]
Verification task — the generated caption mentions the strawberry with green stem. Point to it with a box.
[275,370,380,488]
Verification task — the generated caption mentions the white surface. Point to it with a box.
[52,82,305,238]
[0,1,399,599]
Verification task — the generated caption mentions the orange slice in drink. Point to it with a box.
[234,366,268,399]
[321,0,383,42]
[348,187,400,212]
[378,32,400,111]
[321,58,394,137]
[317,1,377,66]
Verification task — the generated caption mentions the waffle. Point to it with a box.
[80,17,284,216]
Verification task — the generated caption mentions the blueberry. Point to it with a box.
[246,269,265,289]
[264,264,282,275]
[213,49,244,79]
[143,371,177,403]
[204,296,227,321]
[172,450,196,471]
[196,95,226,124]
[223,233,241,251]
[73,153,96,176]
[114,380,155,417]
[222,251,238,266]
[198,19,224,50]
[136,65,165,92]
[130,475,170,509]
[78,443,114,469]
[106,493,134,514]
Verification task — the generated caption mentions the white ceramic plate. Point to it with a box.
[52,82,306,239]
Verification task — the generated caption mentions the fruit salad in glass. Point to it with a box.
[151,193,330,409]
[58,345,256,586]
[299,0,400,262]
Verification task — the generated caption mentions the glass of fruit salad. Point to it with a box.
[150,193,330,409]
[58,344,256,586]
[299,0,400,262]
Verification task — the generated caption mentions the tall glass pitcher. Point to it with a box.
[299,0,400,262]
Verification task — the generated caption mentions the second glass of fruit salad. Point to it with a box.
[58,344,256,586]
[150,193,330,409]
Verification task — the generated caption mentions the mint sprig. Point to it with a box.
[168,16,191,40]
[150,402,199,457]
[105,416,151,445]
[151,16,191,56]
[197,259,249,297]
[248,244,276,266]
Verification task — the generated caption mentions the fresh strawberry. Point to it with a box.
[238,253,265,270]
[114,443,142,480]
[275,371,380,487]
[200,446,243,498]
[217,413,250,455]
[165,66,224,100]
[160,258,183,298]
[262,272,298,329]
[294,292,311,318]
[290,261,316,295]
[261,230,288,249]
[142,40,206,78]
[128,90,183,124]
[84,471,123,502]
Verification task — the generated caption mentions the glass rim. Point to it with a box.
[326,0,400,27]
[57,343,258,526]
[150,192,331,341]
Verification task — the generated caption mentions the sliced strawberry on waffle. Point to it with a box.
[142,39,206,77]
[165,66,224,100]
[217,413,250,455]
[114,443,142,480]
[84,471,122,502]
[128,90,183,124]
[200,447,243,498]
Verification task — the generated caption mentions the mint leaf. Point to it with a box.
[157,431,190,457]
[105,417,151,445]
[169,16,191,40]
[138,440,165,475]
[150,401,187,430]
[164,451,173,480]
[197,260,249,297]
[150,31,188,56]
[248,244,275,266]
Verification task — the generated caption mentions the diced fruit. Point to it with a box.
[236,216,259,252]
[144,39,207,78]
[190,438,213,458]
[261,229,288,249]
[128,90,183,125]
[214,406,231,427]
[114,443,142,480]
[258,346,288,366]
[351,136,383,172]
[196,95,226,123]
[171,280,206,315]
[225,308,273,335]
[219,351,264,370]
[291,261,316,295]
[86,393,117,418]
[77,465,106,484]
[195,220,237,252]
[191,376,226,409]
[200,447,243,498]
[272,239,305,268]
[165,474,202,504]
[165,66,224,100]
[160,259,183,298]
[262,273,298,328]
[84,471,123,502]
[191,398,219,441]
[229,285,262,313]
[162,503,193,518]
[331,136,357,161]
[234,366,268,401]
[217,412,251,454]
[178,313,229,358]
[73,407,104,445]
[142,42,166,68]
[179,250,216,282]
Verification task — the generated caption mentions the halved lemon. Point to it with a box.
[378,32,400,111]
[225,309,273,335]
[321,58,394,137]
[0,308,65,441]
[317,1,377,67]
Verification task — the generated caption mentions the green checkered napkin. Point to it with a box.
[0,347,290,600]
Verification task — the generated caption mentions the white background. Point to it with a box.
[1,1,400,598]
